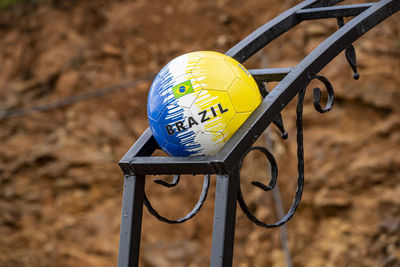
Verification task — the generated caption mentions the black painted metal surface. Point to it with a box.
[118,175,145,267]
[210,170,240,267]
[117,1,400,266]
[296,3,374,20]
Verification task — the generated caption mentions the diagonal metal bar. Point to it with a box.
[249,68,293,82]
[225,0,344,63]
[307,0,345,8]
[296,3,374,20]
[120,128,157,160]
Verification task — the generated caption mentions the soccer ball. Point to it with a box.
[147,51,262,156]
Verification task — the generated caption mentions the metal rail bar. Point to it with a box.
[225,0,344,62]
[120,156,222,175]
[119,129,157,163]
[296,3,374,20]
[221,0,400,171]
[249,68,293,82]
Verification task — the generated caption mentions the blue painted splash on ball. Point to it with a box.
[147,63,200,156]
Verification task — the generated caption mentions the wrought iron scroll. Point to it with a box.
[257,81,289,140]
[143,174,210,224]
[238,75,334,228]
[336,17,359,80]
[154,174,181,188]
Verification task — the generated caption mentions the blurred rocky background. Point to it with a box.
[0,0,399,266]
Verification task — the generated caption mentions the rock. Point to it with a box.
[101,44,121,57]
[313,188,352,212]
[219,14,232,25]
[55,70,79,95]
[142,241,199,267]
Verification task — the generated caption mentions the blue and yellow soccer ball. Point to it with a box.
[147,51,262,156]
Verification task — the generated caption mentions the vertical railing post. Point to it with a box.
[210,168,240,267]
[118,174,145,267]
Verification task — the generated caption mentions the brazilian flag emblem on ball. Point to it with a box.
[172,80,194,99]
[147,51,262,157]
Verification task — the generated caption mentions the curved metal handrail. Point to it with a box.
[118,2,399,266]
[220,0,399,169]
[119,0,399,226]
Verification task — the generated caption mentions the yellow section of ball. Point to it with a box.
[190,52,236,92]
[222,112,253,142]
[189,51,262,143]
[228,78,262,113]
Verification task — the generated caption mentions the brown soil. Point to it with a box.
[0,0,399,266]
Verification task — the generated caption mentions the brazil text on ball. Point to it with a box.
[165,103,229,136]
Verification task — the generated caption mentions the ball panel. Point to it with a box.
[191,56,235,92]
[148,116,167,148]
[148,73,202,120]
[156,104,198,147]
[147,74,164,121]
[228,78,262,113]
[196,51,227,60]
[164,52,201,77]
[194,131,225,156]
[176,89,201,109]
[225,56,258,89]
[147,52,202,120]
[221,112,252,142]
[189,89,235,133]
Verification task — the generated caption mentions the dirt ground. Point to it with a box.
[0,0,399,266]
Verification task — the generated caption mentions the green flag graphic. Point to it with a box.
[172,80,194,99]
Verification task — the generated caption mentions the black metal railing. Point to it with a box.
[117,1,400,266]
